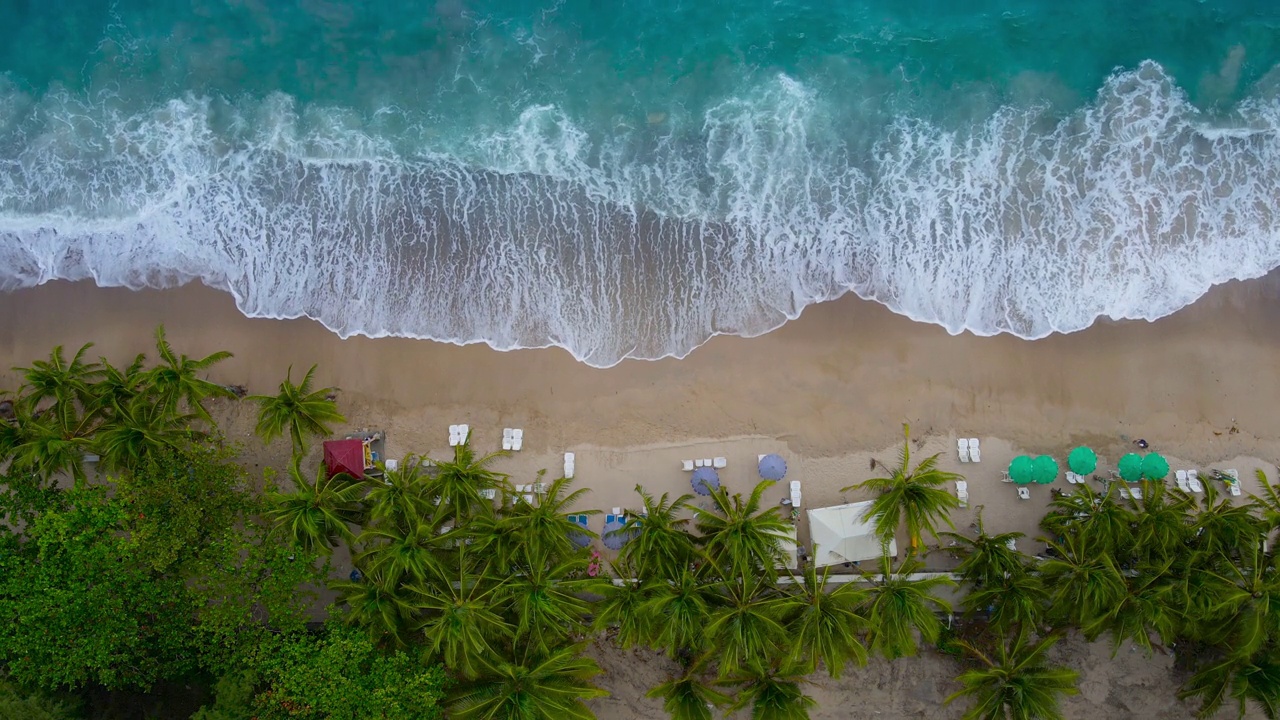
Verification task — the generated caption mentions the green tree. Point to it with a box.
[249,365,345,458]
[1178,650,1280,720]
[721,662,815,720]
[13,342,101,416]
[695,481,792,576]
[945,632,1080,720]
[424,435,509,521]
[94,394,199,475]
[504,548,607,655]
[619,485,697,579]
[147,325,235,424]
[331,569,420,647]
[706,571,789,679]
[593,561,655,650]
[450,644,608,720]
[364,454,432,531]
[964,570,1049,636]
[1039,483,1130,557]
[641,565,716,661]
[1039,533,1127,630]
[90,352,149,417]
[266,459,363,555]
[843,424,959,552]
[863,554,955,660]
[412,548,513,680]
[493,474,594,564]
[942,509,1028,589]
[778,561,869,677]
[356,503,452,587]
[646,665,732,720]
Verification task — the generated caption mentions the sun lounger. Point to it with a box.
[564,452,575,479]
[1065,471,1078,484]
[479,488,496,500]
[503,428,514,451]
[612,507,622,517]
[1119,486,1131,500]
[449,425,460,446]
[511,428,523,451]
[682,459,694,471]
[1017,487,1030,500]
[790,480,802,508]
[605,514,616,524]
[958,438,970,463]
[1188,471,1204,494]
[385,458,399,472]
[702,458,713,468]
[713,457,727,469]
[458,425,469,444]
[1176,470,1189,492]
[695,459,705,468]
[1130,486,1142,500]
[969,438,981,463]
[955,480,969,508]
[1001,471,1013,483]
[533,482,547,494]
[1229,483,1242,497]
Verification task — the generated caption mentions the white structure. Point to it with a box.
[807,500,895,568]
[777,525,798,570]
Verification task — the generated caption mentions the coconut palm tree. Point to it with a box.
[777,560,869,678]
[6,410,93,486]
[1081,557,1179,656]
[695,481,792,576]
[147,325,234,424]
[363,454,432,531]
[640,564,716,661]
[945,631,1080,720]
[1187,483,1264,560]
[706,571,789,680]
[356,505,453,587]
[94,395,199,474]
[1200,544,1280,660]
[1131,483,1193,564]
[330,568,418,646]
[449,644,608,720]
[593,559,656,650]
[492,475,595,565]
[1178,650,1280,720]
[720,661,815,720]
[619,485,697,579]
[963,569,1049,635]
[265,459,363,554]
[248,364,345,458]
[942,508,1029,589]
[412,548,513,680]
[843,424,959,552]
[863,553,955,660]
[503,548,607,655]
[90,353,149,417]
[646,664,733,720]
[1039,483,1130,556]
[13,342,102,415]
[1038,533,1126,630]
[424,435,509,521]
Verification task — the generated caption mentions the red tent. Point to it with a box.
[323,439,365,480]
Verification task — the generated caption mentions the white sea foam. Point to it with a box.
[0,61,1278,366]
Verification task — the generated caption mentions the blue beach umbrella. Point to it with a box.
[759,454,787,481]
[692,466,720,495]
[568,515,591,549]
[602,519,628,550]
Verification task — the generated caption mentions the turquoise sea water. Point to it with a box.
[1,2,1279,365]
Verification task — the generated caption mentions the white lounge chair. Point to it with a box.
[503,428,514,451]
[458,425,469,444]
[695,459,705,468]
[565,452,576,479]
[511,428,523,451]
[682,459,694,471]
[1176,470,1189,492]
[1000,471,1013,483]
[385,458,399,472]
[713,457,727,469]
[954,480,969,508]
[958,438,970,463]
[449,424,460,446]
[479,488,496,500]
[1130,486,1142,501]
[1065,472,1077,484]
[702,458,713,468]
[1229,483,1242,497]
[969,438,981,463]
[1017,487,1030,500]
[790,480,802,508]
[1119,486,1131,500]
[1188,471,1204,493]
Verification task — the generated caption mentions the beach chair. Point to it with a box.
[533,482,547,495]
[458,425,469,444]
[1130,486,1142,501]
[1065,472,1077,484]
[385,458,399,472]
[1188,471,1204,494]
[564,452,575,479]
[1118,486,1131,500]
[512,428,523,452]
[612,507,622,518]
[1176,470,1189,492]
[713,457,727,469]
[605,514,616,524]
[503,428,514,451]
[695,459,706,468]
[449,425,460,446]
[957,438,970,463]
[954,480,969,508]
[969,438,981,463]
[790,480,802,508]
[702,458,713,468]
[1017,487,1030,500]
[1000,471,1012,483]
[479,488,497,500]
[682,459,694,471]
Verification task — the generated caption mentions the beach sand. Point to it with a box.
[1,278,1278,718]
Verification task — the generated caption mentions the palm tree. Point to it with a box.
[942,508,1028,589]
[504,549,608,655]
[705,571,789,679]
[412,548,513,680]
[94,395,199,474]
[640,564,716,661]
[593,560,656,650]
[248,364,345,457]
[843,424,959,552]
[494,475,594,564]
[449,644,608,720]
[13,342,101,415]
[1199,544,1280,661]
[863,553,955,660]
[90,353,149,417]
[1081,557,1178,656]
[721,662,815,720]
[619,485,697,579]
[7,410,93,486]
[646,665,732,720]
[147,325,234,424]
[356,506,453,587]
[265,459,363,554]
[1187,483,1264,559]
[777,560,869,678]
[330,568,418,646]
[424,435,509,520]
[945,631,1080,720]
[363,454,432,531]
[963,570,1049,635]
[1038,533,1126,630]
[1039,483,1131,557]
[1178,650,1280,720]
[1131,483,1193,563]
[695,481,792,576]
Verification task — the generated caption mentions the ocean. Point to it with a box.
[1,1,1278,366]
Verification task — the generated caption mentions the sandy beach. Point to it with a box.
[2,278,1279,718]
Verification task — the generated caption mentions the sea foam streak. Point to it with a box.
[0,62,1278,367]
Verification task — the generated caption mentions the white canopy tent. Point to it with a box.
[807,500,895,567]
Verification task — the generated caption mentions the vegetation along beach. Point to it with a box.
[3,2,1280,719]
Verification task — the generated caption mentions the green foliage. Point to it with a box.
[843,423,959,551]
[248,364,345,458]
[448,644,607,720]
[190,671,256,720]
[694,480,792,577]
[0,679,81,720]
[618,486,696,578]
[645,669,732,720]
[423,435,509,522]
[265,459,364,555]
[863,554,955,660]
[946,632,1080,720]
[252,624,447,720]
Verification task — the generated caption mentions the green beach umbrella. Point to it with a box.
[1032,455,1059,485]
[1009,455,1034,485]
[1118,453,1144,483]
[1142,453,1170,480]
[1068,446,1097,476]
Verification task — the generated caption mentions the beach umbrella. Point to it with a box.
[1118,453,1144,482]
[1009,455,1034,485]
[602,519,627,550]
[759,453,787,481]
[1068,446,1097,476]
[569,528,591,549]
[1032,455,1059,485]
[1142,453,1170,480]
[691,466,720,496]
